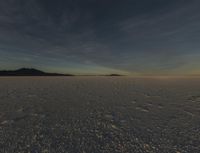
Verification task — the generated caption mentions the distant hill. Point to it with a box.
[0,68,74,76]
[106,74,123,76]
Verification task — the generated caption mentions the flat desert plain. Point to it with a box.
[0,77,200,153]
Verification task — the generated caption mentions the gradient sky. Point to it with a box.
[0,0,200,75]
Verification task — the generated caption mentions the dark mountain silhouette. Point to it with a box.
[0,68,74,76]
[106,74,123,76]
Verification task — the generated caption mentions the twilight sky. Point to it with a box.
[0,0,200,75]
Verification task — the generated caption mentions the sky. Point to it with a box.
[0,0,200,75]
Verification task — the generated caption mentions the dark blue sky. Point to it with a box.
[0,0,200,75]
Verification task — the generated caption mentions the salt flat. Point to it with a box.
[0,77,200,153]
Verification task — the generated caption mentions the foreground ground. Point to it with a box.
[0,77,200,153]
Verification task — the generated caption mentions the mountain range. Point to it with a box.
[0,68,74,76]
[0,68,123,76]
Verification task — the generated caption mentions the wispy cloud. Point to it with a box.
[0,0,200,75]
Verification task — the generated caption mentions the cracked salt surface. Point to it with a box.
[0,77,200,153]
